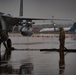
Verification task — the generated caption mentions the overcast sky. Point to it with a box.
[0,0,76,23]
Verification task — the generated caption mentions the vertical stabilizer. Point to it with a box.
[69,22,76,31]
[14,0,23,32]
[19,0,23,16]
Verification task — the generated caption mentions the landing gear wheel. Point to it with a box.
[7,38,12,48]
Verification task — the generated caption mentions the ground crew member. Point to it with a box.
[59,27,65,50]
[59,27,65,74]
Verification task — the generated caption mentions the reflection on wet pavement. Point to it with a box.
[0,34,76,75]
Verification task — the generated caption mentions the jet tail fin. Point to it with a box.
[69,22,76,31]
[19,0,23,16]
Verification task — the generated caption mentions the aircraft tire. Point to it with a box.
[7,38,12,48]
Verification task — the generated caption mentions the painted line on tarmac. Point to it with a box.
[9,35,76,38]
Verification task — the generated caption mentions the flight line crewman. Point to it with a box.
[59,27,65,71]
[59,27,65,52]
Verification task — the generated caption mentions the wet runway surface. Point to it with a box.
[0,33,76,75]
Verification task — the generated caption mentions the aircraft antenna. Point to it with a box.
[51,16,54,24]
[51,16,56,31]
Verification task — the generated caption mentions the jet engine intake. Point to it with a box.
[20,26,33,36]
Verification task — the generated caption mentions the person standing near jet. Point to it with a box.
[59,27,65,50]
[59,27,65,74]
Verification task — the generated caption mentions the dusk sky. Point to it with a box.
[0,0,76,23]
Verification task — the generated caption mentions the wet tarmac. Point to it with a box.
[0,33,76,75]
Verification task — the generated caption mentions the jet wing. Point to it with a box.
[13,16,73,21]
[2,14,73,21]
[2,15,73,26]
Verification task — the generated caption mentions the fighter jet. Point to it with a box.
[40,22,76,32]
[0,0,73,51]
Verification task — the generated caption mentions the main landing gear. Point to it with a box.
[0,37,15,61]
